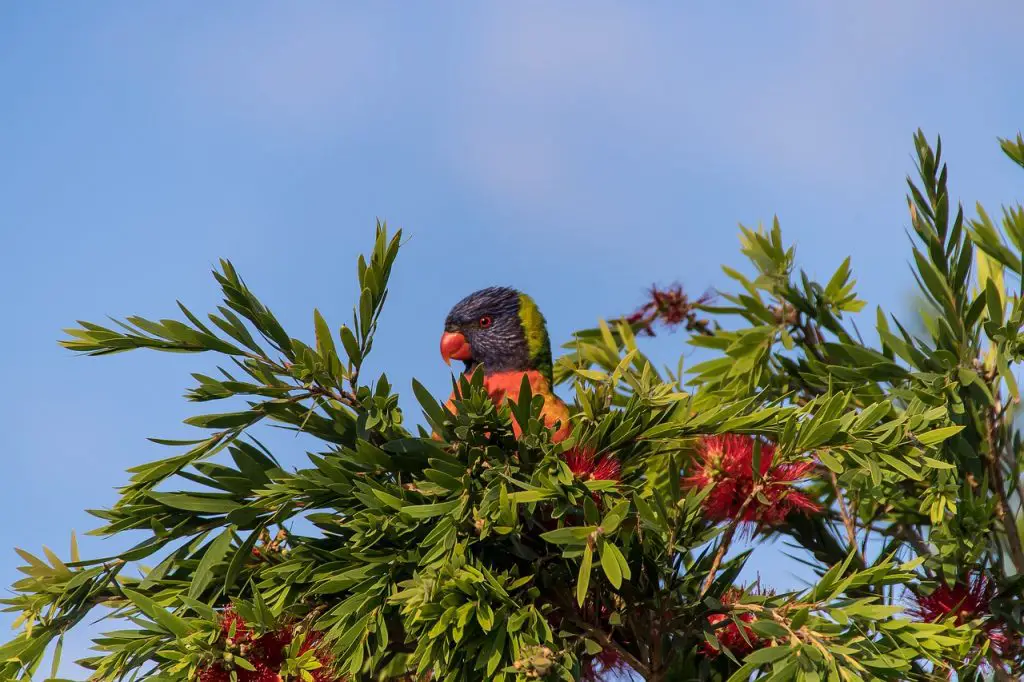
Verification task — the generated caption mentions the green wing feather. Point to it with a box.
[518,293,554,383]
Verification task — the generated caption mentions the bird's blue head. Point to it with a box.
[440,286,553,380]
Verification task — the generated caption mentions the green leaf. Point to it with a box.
[922,457,956,470]
[998,349,1020,401]
[121,588,191,638]
[402,500,460,519]
[476,602,494,632]
[370,488,406,510]
[634,494,665,532]
[149,493,241,514]
[817,449,844,473]
[188,526,234,600]
[69,532,80,563]
[583,495,600,525]
[183,411,259,429]
[879,453,923,481]
[358,287,373,339]
[750,620,789,638]
[599,542,622,589]
[614,544,631,581]
[541,526,597,546]
[42,546,71,576]
[601,500,630,534]
[577,544,593,606]
[177,596,218,621]
[50,634,63,680]
[726,663,760,682]
[223,527,262,593]
[339,324,361,365]
[412,378,448,430]
[744,645,792,665]
[313,309,337,361]
[422,469,464,492]
[800,419,842,449]
[915,425,964,446]
[509,490,555,503]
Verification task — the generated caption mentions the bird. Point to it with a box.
[439,286,571,443]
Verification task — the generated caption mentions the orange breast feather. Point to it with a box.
[442,370,571,442]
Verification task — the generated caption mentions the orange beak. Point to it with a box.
[440,331,472,365]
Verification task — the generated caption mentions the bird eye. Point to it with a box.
[478,315,493,328]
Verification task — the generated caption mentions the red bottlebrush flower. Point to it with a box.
[702,612,761,658]
[297,630,324,655]
[210,609,348,682]
[908,573,1010,656]
[699,588,768,658]
[237,660,281,682]
[220,605,252,642]
[563,447,622,482]
[252,625,293,669]
[198,665,231,682]
[310,663,342,682]
[198,661,280,682]
[682,435,820,528]
[296,630,344,682]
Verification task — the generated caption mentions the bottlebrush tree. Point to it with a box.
[3,131,1024,682]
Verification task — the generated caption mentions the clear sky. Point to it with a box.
[3,2,1024,677]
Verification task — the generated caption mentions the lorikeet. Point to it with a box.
[439,287,571,442]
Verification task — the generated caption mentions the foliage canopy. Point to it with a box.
[4,132,1024,681]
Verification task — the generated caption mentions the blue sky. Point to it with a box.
[3,2,1024,677]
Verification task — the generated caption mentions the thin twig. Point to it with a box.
[1014,474,1024,514]
[700,487,761,597]
[309,382,359,409]
[894,523,932,558]
[651,595,663,676]
[570,617,649,679]
[995,401,1024,542]
[985,407,1024,572]
[829,470,864,567]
